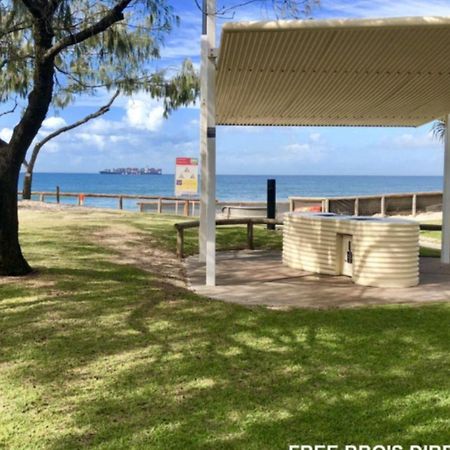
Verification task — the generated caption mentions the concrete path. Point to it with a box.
[186,250,450,309]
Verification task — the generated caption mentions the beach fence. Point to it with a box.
[19,187,291,217]
[19,188,201,215]
[19,188,443,218]
[289,192,443,216]
[138,199,290,217]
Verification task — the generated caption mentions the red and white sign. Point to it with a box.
[175,157,199,196]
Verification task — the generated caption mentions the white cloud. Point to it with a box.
[78,133,106,150]
[222,125,262,134]
[392,132,440,150]
[285,143,311,155]
[31,95,176,161]
[42,116,67,130]
[283,143,318,161]
[161,12,202,59]
[84,117,125,134]
[162,37,200,59]
[44,140,60,154]
[110,135,129,143]
[85,117,109,133]
[0,127,13,143]
[126,97,165,132]
[277,132,328,163]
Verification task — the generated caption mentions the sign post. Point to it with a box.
[267,179,276,230]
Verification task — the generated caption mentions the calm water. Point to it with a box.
[19,173,444,210]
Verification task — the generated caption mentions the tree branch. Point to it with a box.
[193,0,319,18]
[7,3,56,167]
[44,0,133,60]
[0,22,31,40]
[21,0,50,20]
[0,99,18,118]
[24,89,120,172]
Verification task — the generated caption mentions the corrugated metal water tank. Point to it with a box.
[283,213,420,288]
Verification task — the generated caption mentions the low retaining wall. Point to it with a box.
[221,202,290,219]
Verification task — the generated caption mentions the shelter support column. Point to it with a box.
[442,114,450,264]
[206,122,216,286]
[199,0,216,285]
[199,33,207,262]
[199,0,209,262]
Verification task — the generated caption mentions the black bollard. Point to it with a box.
[267,179,276,230]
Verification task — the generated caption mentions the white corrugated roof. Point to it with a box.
[215,16,450,127]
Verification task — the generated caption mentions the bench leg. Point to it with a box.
[247,222,254,250]
[177,229,184,260]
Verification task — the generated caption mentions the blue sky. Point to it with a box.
[1,0,450,175]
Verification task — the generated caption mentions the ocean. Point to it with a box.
[18,173,444,210]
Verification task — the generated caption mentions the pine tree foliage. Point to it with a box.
[0,0,198,110]
[432,119,446,143]
[0,0,198,276]
[270,0,319,18]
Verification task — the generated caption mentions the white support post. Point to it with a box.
[412,194,417,217]
[205,0,216,286]
[199,7,208,262]
[206,126,216,286]
[199,0,216,285]
[441,114,450,264]
[380,196,386,217]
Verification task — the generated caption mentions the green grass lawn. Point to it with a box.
[0,208,449,449]
[420,229,442,258]
[132,215,283,256]
[420,230,442,241]
[420,246,441,258]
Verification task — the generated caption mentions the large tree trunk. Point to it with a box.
[0,144,32,275]
[1,2,130,276]
[22,171,33,200]
[0,15,56,276]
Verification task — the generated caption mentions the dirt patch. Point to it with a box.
[0,268,58,289]
[15,203,187,288]
[18,200,121,215]
[18,200,75,211]
[90,225,186,288]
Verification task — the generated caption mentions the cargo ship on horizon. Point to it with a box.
[99,167,162,175]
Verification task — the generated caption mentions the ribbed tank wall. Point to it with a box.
[283,213,419,288]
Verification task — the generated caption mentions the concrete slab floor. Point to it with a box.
[185,250,450,309]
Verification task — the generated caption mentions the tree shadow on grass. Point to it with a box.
[1,219,449,449]
[3,264,449,449]
[40,300,450,450]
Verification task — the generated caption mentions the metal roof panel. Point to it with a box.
[216,16,450,127]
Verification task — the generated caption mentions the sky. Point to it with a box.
[1,0,450,175]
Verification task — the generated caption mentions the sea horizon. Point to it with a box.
[32,172,443,177]
[18,173,444,211]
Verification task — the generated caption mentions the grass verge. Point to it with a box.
[0,208,448,449]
